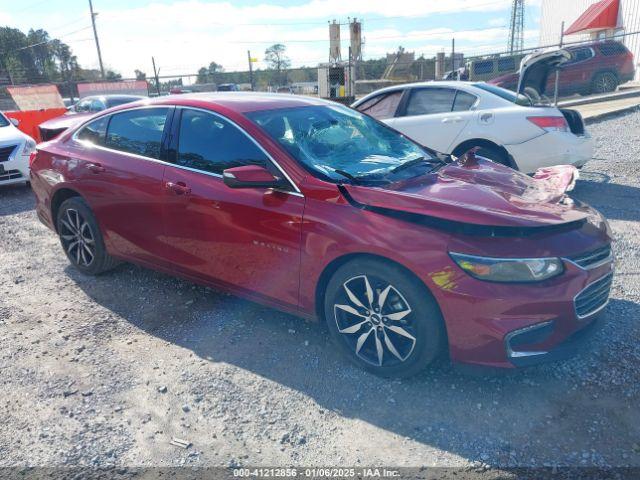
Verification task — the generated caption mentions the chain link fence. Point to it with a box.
[2,30,639,112]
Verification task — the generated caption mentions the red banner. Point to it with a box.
[77,80,149,98]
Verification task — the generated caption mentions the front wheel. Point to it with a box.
[324,258,445,377]
[57,197,120,275]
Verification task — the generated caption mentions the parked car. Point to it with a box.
[217,83,239,92]
[490,40,636,96]
[30,93,614,377]
[38,95,145,141]
[0,112,37,186]
[352,68,592,174]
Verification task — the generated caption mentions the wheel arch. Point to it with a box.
[451,138,517,169]
[314,252,445,326]
[50,187,83,233]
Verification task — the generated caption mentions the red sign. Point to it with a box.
[6,84,65,111]
[77,80,149,98]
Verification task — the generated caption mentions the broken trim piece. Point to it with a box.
[337,185,586,238]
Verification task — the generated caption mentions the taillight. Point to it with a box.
[29,151,37,167]
[527,116,569,133]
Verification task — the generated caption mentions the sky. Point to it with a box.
[4,0,542,80]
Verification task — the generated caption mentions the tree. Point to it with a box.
[264,44,290,86]
[196,61,224,84]
[105,69,122,81]
[134,69,146,80]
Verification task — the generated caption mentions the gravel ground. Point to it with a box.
[0,111,639,475]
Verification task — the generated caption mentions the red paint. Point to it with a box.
[564,0,619,36]
[30,93,613,368]
[4,108,67,142]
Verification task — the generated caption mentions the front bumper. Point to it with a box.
[505,131,594,174]
[430,244,614,369]
[0,144,29,186]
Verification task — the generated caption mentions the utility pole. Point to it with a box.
[553,21,565,106]
[247,50,254,91]
[88,0,105,79]
[152,56,160,95]
[451,38,455,75]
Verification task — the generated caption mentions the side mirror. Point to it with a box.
[222,165,290,190]
[10,118,19,127]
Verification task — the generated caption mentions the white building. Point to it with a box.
[539,0,640,79]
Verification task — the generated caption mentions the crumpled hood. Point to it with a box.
[39,112,93,131]
[342,159,590,228]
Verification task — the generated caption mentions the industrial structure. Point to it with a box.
[508,0,526,54]
[317,18,361,102]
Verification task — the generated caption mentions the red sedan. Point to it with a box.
[30,93,614,377]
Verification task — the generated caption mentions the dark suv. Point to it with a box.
[490,40,636,96]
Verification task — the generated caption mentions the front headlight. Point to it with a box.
[22,138,37,156]
[449,252,564,283]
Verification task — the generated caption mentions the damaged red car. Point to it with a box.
[30,94,614,377]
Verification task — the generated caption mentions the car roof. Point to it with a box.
[121,92,332,113]
[353,81,483,105]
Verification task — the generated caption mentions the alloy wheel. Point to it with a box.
[60,208,96,267]
[334,274,417,367]
[595,74,616,93]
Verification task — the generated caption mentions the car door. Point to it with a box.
[161,107,305,308]
[388,87,475,153]
[69,106,172,264]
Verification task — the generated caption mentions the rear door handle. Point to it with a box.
[86,162,105,173]
[165,181,191,195]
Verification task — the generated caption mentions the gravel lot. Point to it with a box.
[0,110,639,475]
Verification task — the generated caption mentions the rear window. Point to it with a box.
[497,57,516,72]
[105,107,169,159]
[472,83,532,106]
[598,42,628,56]
[473,60,494,75]
[106,97,140,108]
[0,113,9,127]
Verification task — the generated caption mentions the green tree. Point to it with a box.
[134,69,146,80]
[264,44,290,86]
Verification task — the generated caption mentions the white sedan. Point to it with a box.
[0,112,36,186]
[352,80,593,174]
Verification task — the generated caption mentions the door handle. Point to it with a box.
[86,162,105,173]
[165,181,191,195]
[442,116,464,124]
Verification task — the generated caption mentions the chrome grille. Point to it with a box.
[574,273,613,319]
[567,244,612,269]
[0,144,17,162]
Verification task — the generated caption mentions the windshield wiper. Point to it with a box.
[391,156,443,174]
[333,169,361,184]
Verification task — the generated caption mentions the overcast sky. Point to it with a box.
[5,0,542,79]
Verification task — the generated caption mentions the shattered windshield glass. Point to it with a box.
[247,104,438,183]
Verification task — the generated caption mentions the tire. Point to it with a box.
[324,258,445,378]
[56,197,120,275]
[591,72,618,94]
[454,143,511,168]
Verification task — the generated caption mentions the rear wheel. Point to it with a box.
[453,143,512,168]
[324,258,445,377]
[56,197,120,275]
[591,72,618,94]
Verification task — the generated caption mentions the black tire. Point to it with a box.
[56,197,120,275]
[454,143,512,168]
[324,258,445,378]
[591,72,618,94]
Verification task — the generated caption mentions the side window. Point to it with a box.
[75,99,92,112]
[473,60,494,75]
[498,57,516,72]
[405,88,456,116]
[568,48,593,63]
[105,107,168,159]
[176,109,268,175]
[452,91,477,111]
[76,116,109,146]
[90,99,106,112]
[355,91,403,119]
